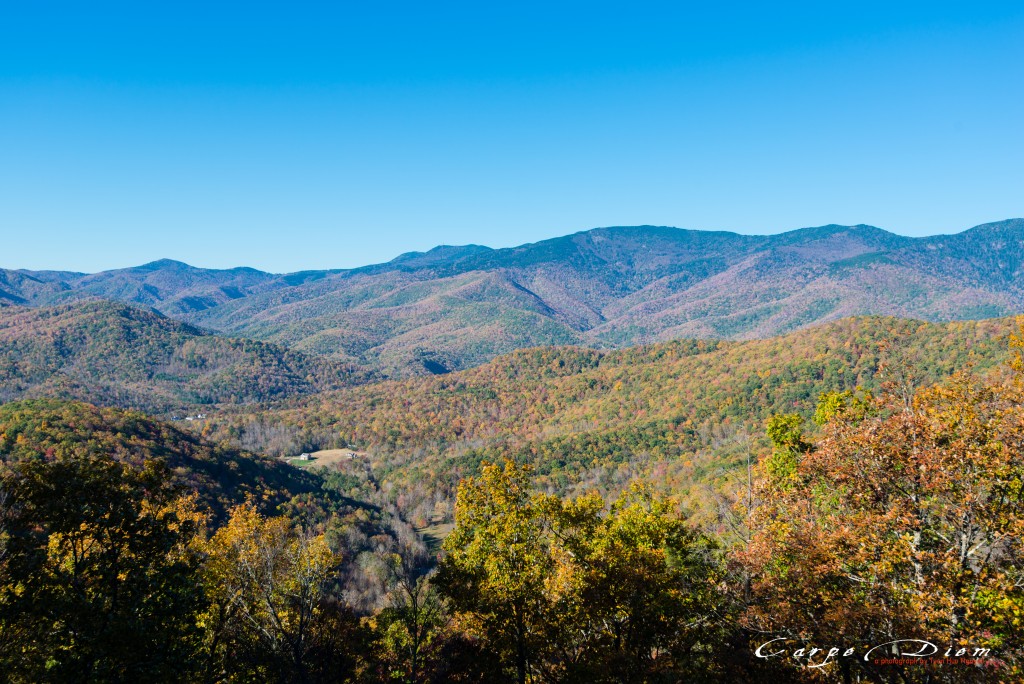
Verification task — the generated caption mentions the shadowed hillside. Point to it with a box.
[0,399,326,520]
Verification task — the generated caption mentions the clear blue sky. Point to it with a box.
[2,2,1022,273]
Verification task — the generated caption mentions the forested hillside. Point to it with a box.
[0,398,449,681]
[2,343,1021,681]
[0,397,431,604]
[3,302,1014,524]
[1,280,1020,683]
[0,300,372,412]
[4,219,1024,375]
[0,399,325,519]
[199,316,1017,526]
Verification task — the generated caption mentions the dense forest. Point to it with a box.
[195,316,1016,528]
[0,301,371,412]
[2,335,1022,681]
[0,315,1022,681]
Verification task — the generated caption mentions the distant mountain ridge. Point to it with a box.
[4,219,1024,375]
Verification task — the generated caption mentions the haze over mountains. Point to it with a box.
[3,219,1023,376]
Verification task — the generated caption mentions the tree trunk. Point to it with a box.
[515,608,527,684]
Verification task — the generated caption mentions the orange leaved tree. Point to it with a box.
[739,349,1024,682]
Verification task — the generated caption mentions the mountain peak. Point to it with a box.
[959,218,1024,236]
[391,244,492,262]
[136,258,193,272]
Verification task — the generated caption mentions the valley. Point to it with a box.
[3,222,1024,682]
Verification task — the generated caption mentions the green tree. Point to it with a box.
[435,461,553,684]
[763,413,811,487]
[437,461,731,683]
[198,503,361,683]
[374,572,450,683]
[542,484,727,682]
[0,456,205,683]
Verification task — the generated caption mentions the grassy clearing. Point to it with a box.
[284,448,362,469]
[417,521,455,553]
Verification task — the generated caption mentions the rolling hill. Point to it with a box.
[0,300,372,413]
[0,399,327,520]
[198,315,1020,520]
[4,219,1024,375]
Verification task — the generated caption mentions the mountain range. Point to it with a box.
[3,219,1023,375]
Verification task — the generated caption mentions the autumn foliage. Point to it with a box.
[2,319,1024,682]
[737,359,1024,680]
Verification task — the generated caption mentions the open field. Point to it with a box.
[416,520,455,553]
[284,448,362,468]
